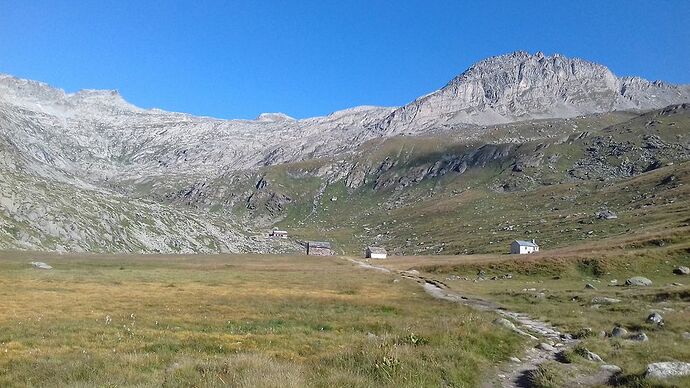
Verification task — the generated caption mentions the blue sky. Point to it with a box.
[1,1,688,119]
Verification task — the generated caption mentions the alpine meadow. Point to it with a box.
[1,7,690,387]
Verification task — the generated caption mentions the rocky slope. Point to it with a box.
[0,51,689,253]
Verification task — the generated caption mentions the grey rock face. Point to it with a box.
[645,362,690,379]
[626,276,653,286]
[673,266,690,275]
[376,51,690,133]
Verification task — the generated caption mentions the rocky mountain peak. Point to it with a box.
[376,51,690,133]
[449,51,616,90]
[256,112,296,122]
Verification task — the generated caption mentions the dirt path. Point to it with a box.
[348,259,617,387]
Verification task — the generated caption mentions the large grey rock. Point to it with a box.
[646,312,663,325]
[596,210,618,220]
[601,364,622,373]
[673,266,690,275]
[611,326,628,338]
[492,318,516,330]
[645,362,690,379]
[625,277,653,286]
[629,332,649,342]
[581,348,604,362]
[536,342,557,352]
[30,261,52,270]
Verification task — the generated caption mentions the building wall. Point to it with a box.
[511,243,538,254]
[510,243,521,254]
[367,253,387,259]
[308,247,333,256]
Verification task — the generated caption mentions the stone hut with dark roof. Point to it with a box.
[307,241,334,256]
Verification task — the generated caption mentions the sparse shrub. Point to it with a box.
[578,259,606,277]
[399,332,429,346]
[572,327,595,339]
[527,362,565,388]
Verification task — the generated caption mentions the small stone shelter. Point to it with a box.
[510,240,539,254]
[365,247,387,259]
[307,241,334,256]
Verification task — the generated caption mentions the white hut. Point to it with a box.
[365,247,387,259]
[270,230,288,238]
[510,240,539,254]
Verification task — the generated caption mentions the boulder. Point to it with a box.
[646,312,663,325]
[492,318,516,330]
[536,342,556,352]
[596,210,618,220]
[601,364,622,373]
[611,326,628,338]
[645,362,690,379]
[581,348,604,362]
[629,332,649,342]
[591,296,621,304]
[682,332,690,340]
[30,261,52,270]
[585,283,597,289]
[673,266,690,275]
[625,276,652,286]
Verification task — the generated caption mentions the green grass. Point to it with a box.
[372,232,690,387]
[0,252,523,387]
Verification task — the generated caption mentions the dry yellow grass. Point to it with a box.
[0,252,522,387]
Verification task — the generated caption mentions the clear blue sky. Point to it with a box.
[1,1,688,119]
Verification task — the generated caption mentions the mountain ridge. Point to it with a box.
[374,51,690,134]
[1,51,689,254]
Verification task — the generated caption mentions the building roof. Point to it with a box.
[308,241,332,249]
[366,247,387,254]
[513,240,539,247]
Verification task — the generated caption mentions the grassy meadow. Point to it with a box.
[382,232,690,387]
[0,252,522,387]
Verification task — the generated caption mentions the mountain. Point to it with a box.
[0,51,689,254]
[375,51,690,133]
